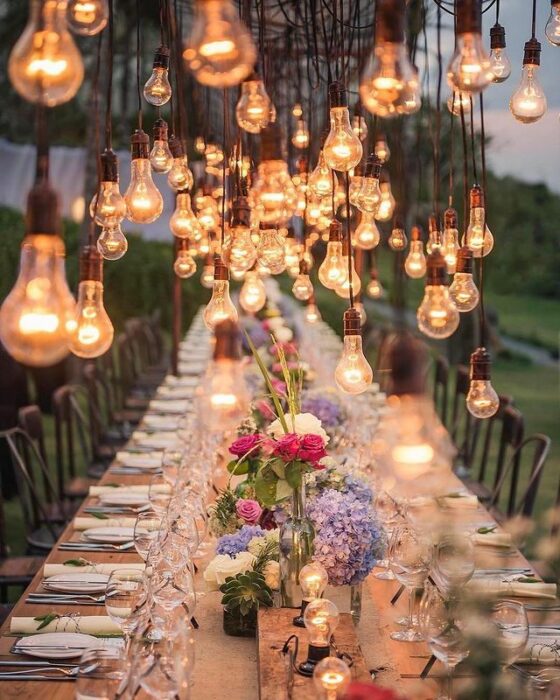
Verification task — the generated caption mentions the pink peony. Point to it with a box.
[273,433,302,461]
[229,434,261,458]
[235,499,263,525]
[298,434,327,465]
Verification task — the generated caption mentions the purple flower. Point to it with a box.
[216,525,265,557]
[301,396,342,428]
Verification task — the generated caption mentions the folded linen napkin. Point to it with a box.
[131,431,182,449]
[141,414,180,431]
[44,562,145,576]
[467,576,557,599]
[472,531,513,548]
[89,484,170,496]
[149,399,190,414]
[438,492,479,509]
[74,517,138,531]
[156,386,195,400]
[11,615,121,636]
[164,375,199,388]
[115,452,162,469]
[519,629,560,665]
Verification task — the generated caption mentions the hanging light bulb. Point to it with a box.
[489,24,511,83]
[167,136,194,191]
[235,72,273,133]
[335,236,361,299]
[143,46,172,106]
[292,119,310,149]
[354,211,380,250]
[335,307,373,394]
[97,223,128,261]
[91,149,127,228]
[196,320,250,432]
[404,226,427,278]
[354,300,367,326]
[355,155,382,214]
[149,118,173,173]
[183,0,256,87]
[197,190,220,232]
[9,0,84,106]
[374,134,391,164]
[224,196,256,274]
[348,162,364,208]
[124,130,163,224]
[304,296,321,323]
[292,260,314,301]
[174,239,197,279]
[170,192,203,241]
[351,113,368,142]
[256,225,286,274]
[510,39,547,124]
[464,185,494,257]
[284,229,302,274]
[442,207,460,273]
[449,246,480,312]
[239,270,266,313]
[417,251,460,339]
[68,245,113,358]
[366,267,384,299]
[375,172,396,222]
[200,253,215,288]
[359,0,419,118]
[194,135,206,154]
[388,220,407,251]
[308,150,335,199]
[546,0,560,45]
[318,221,347,289]
[66,0,108,36]
[447,0,493,93]
[447,90,472,116]
[466,347,499,419]
[252,124,297,225]
[426,214,442,254]
[292,102,303,118]
[323,82,363,172]
[0,179,74,366]
[203,255,238,330]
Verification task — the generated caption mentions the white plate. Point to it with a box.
[83,527,135,543]
[15,632,98,659]
[43,572,109,593]
[99,491,150,507]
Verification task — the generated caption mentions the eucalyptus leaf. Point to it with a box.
[34,613,59,630]
[90,511,110,520]
[63,558,91,567]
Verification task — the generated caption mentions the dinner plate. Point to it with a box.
[14,632,98,659]
[83,527,135,543]
[43,572,109,593]
[99,491,150,507]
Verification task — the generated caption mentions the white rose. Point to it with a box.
[263,560,280,590]
[203,551,255,591]
[267,412,329,444]
[266,317,285,330]
[272,326,293,343]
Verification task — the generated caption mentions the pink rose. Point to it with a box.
[255,399,276,422]
[344,683,404,700]
[298,434,327,465]
[273,433,302,461]
[229,434,261,458]
[235,499,263,525]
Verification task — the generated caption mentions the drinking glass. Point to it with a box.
[134,512,162,561]
[148,472,172,516]
[491,600,529,668]
[433,533,475,592]
[161,448,185,487]
[76,647,127,700]
[151,559,196,616]
[389,524,432,642]
[374,490,404,581]
[105,569,149,649]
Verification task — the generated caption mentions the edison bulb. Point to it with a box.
[442,211,460,273]
[449,272,479,312]
[68,280,113,358]
[97,224,128,261]
[348,173,363,207]
[292,273,313,301]
[174,249,197,278]
[374,136,390,164]
[447,32,493,93]
[356,173,381,214]
[227,227,257,274]
[168,156,194,192]
[489,47,511,83]
[304,300,321,324]
[124,131,163,224]
[334,255,361,299]
[404,240,426,278]
[313,657,351,699]
[292,120,310,149]
[388,226,407,251]
[323,104,363,171]
[92,181,126,227]
[355,211,380,250]
[149,139,173,173]
[236,75,272,133]
[308,151,334,198]
[303,599,340,648]
[256,228,286,274]
[510,64,547,124]
[170,193,203,240]
[299,563,328,601]
[203,281,238,331]
[467,379,499,418]
[376,181,395,222]
[183,0,256,87]
[318,241,346,289]
[367,275,384,299]
[335,334,373,394]
[351,114,368,141]
[417,254,460,340]
[66,0,108,35]
[253,160,297,226]
[292,102,303,117]
[239,271,266,313]
[201,263,214,288]
[197,356,250,432]
[546,1,560,45]
[465,193,494,257]
[9,0,85,106]
[143,47,171,106]
[447,91,472,116]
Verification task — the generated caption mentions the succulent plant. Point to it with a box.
[220,571,274,616]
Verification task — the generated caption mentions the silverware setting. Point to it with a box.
[0,660,78,668]
[58,541,135,552]
[84,505,150,515]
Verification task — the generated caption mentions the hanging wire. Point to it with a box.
[448,93,456,207]
[135,0,143,130]
[478,92,488,346]
[344,172,354,308]
[91,33,103,246]
[495,0,500,23]
[468,95,478,185]
[459,98,470,234]
[434,3,443,221]
[221,88,228,246]
[531,0,537,38]
[105,0,114,149]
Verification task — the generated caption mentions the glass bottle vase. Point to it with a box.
[279,484,314,608]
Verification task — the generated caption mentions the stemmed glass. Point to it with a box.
[491,600,529,669]
[374,490,404,580]
[105,569,149,652]
[161,448,185,487]
[76,647,128,700]
[389,524,432,642]
[148,472,173,516]
[134,512,162,561]
[433,533,475,593]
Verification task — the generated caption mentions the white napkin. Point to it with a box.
[472,531,513,548]
[149,399,190,414]
[74,517,138,531]
[156,386,195,400]
[142,414,180,431]
[10,616,121,636]
[164,376,199,388]
[438,493,479,509]
[520,629,560,665]
[44,562,145,576]
[89,484,170,495]
[115,452,162,469]
[131,431,183,449]
[467,576,557,599]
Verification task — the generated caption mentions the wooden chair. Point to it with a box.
[433,355,450,427]
[82,363,131,446]
[449,365,471,473]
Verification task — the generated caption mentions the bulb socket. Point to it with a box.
[444,207,458,230]
[245,69,261,83]
[428,213,439,234]
[26,180,60,235]
[213,320,242,362]
[296,155,308,174]
[376,0,406,43]
[130,129,150,160]
[364,154,382,179]
[298,644,331,677]
[379,169,391,185]
[80,244,103,282]
[456,0,482,35]
[213,254,229,281]
[178,237,189,253]
[470,346,492,380]
[388,331,428,396]
[410,225,423,242]
[299,258,309,275]
[260,123,284,161]
[426,250,448,286]
[469,184,485,209]
[341,234,350,257]
[100,148,119,183]
[169,135,186,158]
[328,220,343,242]
[231,196,251,228]
[328,81,347,109]
[354,159,365,177]
[456,246,474,274]
[523,37,542,66]
[153,45,170,69]
[490,23,506,49]
[152,118,169,142]
[343,307,362,336]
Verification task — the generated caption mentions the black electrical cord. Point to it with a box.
[459,97,469,235]
[344,172,354,308]
[469,95,478,185]
[135,0,142,130]
[105,0,114,149]
[478,92,488,347]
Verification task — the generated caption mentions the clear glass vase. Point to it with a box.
[279,484,314,608]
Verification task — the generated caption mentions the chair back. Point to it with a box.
[469,394,514,485]
[433,355,450,426]
[450,365,471,467]
[17,406,52,501]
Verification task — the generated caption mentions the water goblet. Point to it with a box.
[105,569,149,651]
[148,472,172,516]
[491,599,529,669]
[433,532,475,593]
[161,447,185,487]
[134,511,162,561]
[76,647,128,700]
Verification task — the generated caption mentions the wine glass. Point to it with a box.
[433,532,475,593]
[105,569,149,651]
[374,490,404,580]
[148,472,172,516]
[389,524,432,642]
[151,559,196,617]
[134,511,162,561]
[161,448,185,487]
[491,600,529,668]
[76,647,127,700]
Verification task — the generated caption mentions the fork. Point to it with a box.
[0,665,81,677]
[31,591,106,601]
[59,541,135,551]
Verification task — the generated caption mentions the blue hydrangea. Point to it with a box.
[216,525,265,557]
[307,489,385,586]
[301,396,342,428]
[341,474,374,505]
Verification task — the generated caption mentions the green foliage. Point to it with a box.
[220,571,273,616]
